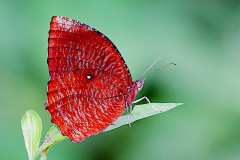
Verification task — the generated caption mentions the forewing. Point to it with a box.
[46,16,132,142]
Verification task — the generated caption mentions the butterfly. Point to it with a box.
[46,16,148,142]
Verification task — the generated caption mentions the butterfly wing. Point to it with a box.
[46,16,133,142]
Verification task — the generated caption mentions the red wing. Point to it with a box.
[46,16,133,142]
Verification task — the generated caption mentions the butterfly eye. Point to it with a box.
[86,73,93,80]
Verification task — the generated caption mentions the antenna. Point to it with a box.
[140,56,176,79]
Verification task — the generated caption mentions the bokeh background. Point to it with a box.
[0,0,240,160]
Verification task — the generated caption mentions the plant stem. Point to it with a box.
[39,152,47,160]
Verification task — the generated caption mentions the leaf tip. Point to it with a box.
[21,109,42,160]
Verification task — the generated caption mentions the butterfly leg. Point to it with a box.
[126,103,134,127]
[126,97,151,126]
[132,96,151,105]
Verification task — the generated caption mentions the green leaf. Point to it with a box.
[104,103,182,132]
[21,110,42,160]
[39,126,67,154]
[38,103,182,155]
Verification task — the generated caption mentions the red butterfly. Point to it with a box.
[46,16,149,142]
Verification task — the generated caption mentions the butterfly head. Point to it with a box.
[135,79,144,91]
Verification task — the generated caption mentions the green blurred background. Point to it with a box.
[0,0,240,160]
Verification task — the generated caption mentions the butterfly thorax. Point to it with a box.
[126,79,144,107]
